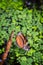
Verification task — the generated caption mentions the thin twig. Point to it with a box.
[0,31,14,65]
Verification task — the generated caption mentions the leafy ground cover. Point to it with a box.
[0,0,43,65]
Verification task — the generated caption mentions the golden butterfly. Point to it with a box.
[16,32,30,51]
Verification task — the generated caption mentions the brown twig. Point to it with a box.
[0,31,14,65]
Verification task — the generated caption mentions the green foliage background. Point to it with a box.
[0,0,43,65]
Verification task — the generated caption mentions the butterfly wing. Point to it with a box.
[16,35,24,48]
[18,32,27,45]
[20,34,28,46]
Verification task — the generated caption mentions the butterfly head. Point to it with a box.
[23,44,30,51]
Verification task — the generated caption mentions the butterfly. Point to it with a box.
[16,32,30,51]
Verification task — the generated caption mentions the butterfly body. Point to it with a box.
[16,32,30,51]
